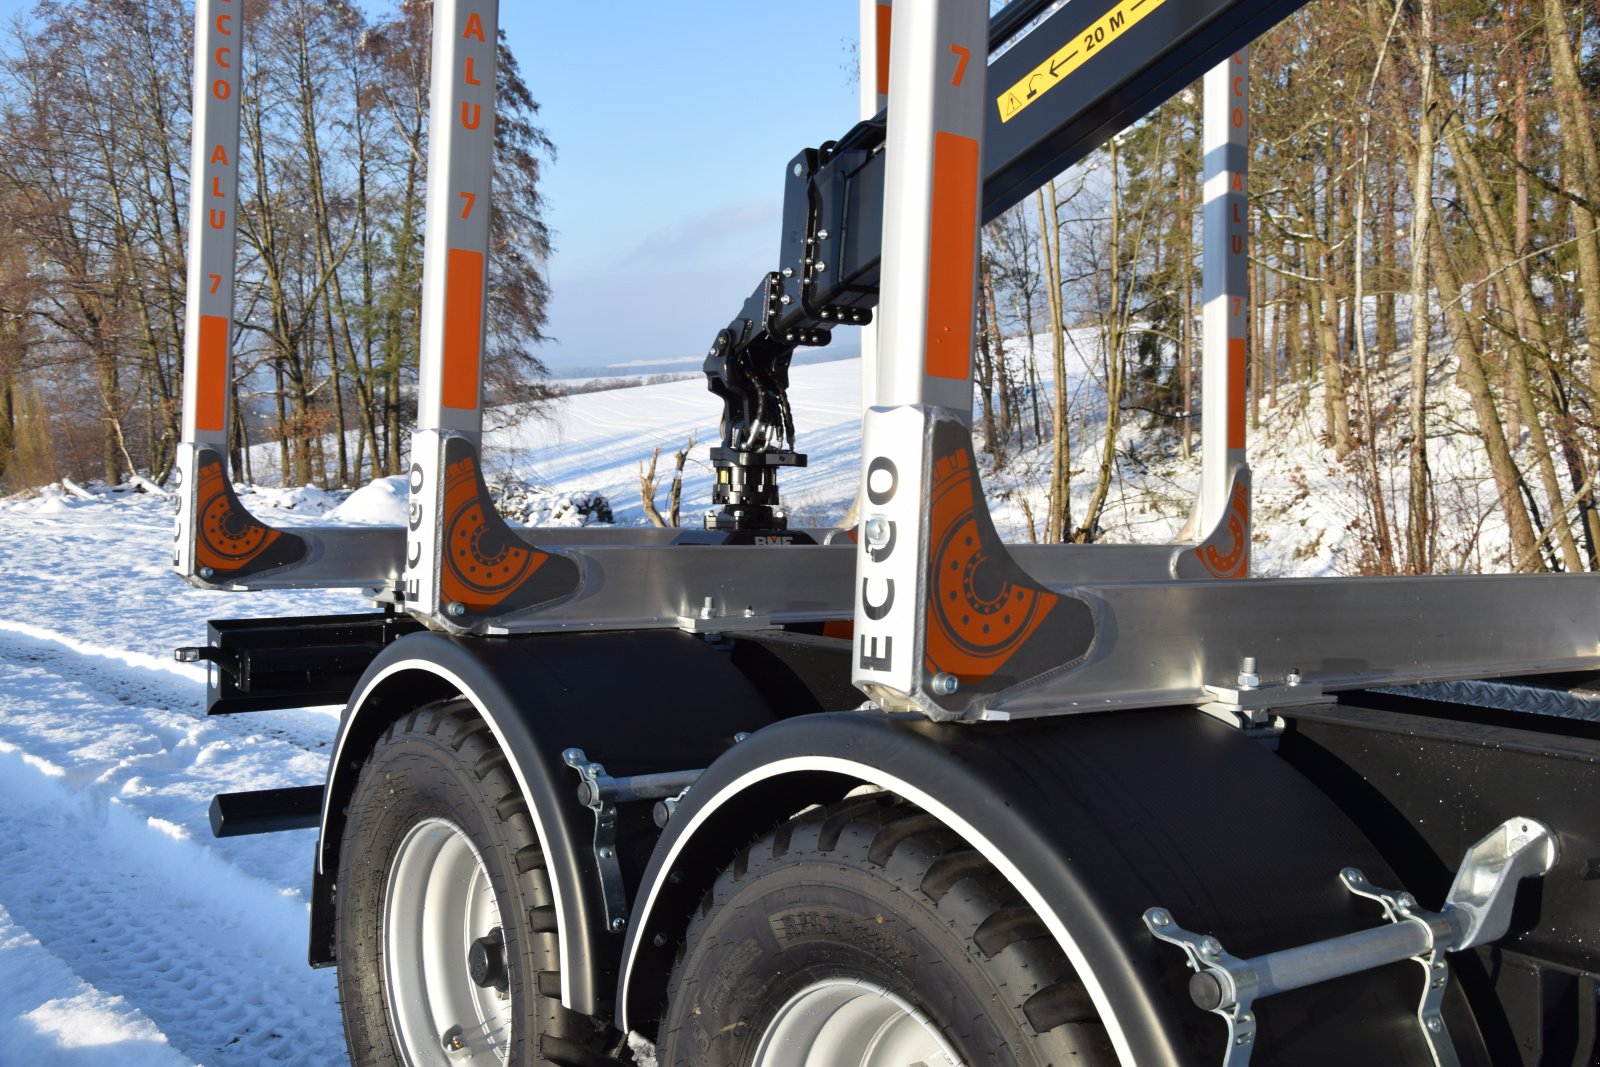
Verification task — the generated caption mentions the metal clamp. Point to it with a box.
[563,748,630,934]
[562,748,705,933]
[1199,663,1333,732]
[1146,817,1558,1066]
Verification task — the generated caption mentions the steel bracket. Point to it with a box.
[562,748,629,934]
[1143,908,1260,1063]
[1340,867,1456,1064]
[1146,817,1558,1067]
[676,597,776,635]
[1200,677,1333,725]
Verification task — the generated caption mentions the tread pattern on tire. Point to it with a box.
[335,701,606,1067]
[662,792,1116,1065]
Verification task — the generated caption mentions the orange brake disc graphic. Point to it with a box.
[437,437,580,617]
[922,421,1094,706]
[194,451,305,579]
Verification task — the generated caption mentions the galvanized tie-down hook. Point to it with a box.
[1145,817,1559,1067]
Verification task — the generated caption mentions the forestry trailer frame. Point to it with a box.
[174,1,1600,1065]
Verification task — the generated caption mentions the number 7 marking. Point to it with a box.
[950,44,970,86]
[208,273,222,294]
[459,192,476,220]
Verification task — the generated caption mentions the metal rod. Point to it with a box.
[578,769,701,807]
[1240,921,1433,1004]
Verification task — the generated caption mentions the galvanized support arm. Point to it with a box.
[1146,817,1560,1066]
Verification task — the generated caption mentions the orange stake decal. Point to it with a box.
[875,4,892,96]
[194,315,230,433]
[442,248,485,411]
[1227,337,1246,450]
[924,131,979,380]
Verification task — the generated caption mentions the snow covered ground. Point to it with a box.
[0,488,368,1064]
[0,335,1520,1063]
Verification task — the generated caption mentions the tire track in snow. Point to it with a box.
[0,904,196,1067]
[0,625,351,1063]
[0,742,343,1065]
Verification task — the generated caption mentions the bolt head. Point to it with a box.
[817,229,830,240]
[198,566,215,579]
[653,933,667,948]
[864,515,889,546]
[1201,937,1223,957]
[792,162,803,177]
[1426,1016,1442,1032]
[930,672,959,697]
[599,846,613,859]
[610,917,626,932]
[447,601,466,617]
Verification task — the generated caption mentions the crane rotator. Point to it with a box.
[703,142,877,533]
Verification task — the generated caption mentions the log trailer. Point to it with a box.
[173,0,1600,1064]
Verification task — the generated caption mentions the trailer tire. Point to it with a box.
[334,701,599,1067]
[658,794,1116,1066]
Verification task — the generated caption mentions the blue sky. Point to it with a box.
[0,0,865,370]
[509,3,863,369]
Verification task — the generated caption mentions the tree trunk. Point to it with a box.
[1038,185,1070,542]
[1404,0,1436,574]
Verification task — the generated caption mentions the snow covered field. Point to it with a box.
[0,338,1518,1064]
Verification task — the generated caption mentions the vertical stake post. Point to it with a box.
[1199,51,1250,546]
[174,0,246,579]
[405,0,501,616]
[852,0,988,712]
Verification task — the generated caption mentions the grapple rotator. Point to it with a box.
[702,142,879,533]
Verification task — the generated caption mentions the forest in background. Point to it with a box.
[0,0,1596,577]
[0,0,554,492]
[975,0,1600,574]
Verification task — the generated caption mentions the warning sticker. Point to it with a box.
[996,0,1170,123]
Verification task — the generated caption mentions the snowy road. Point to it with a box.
[0,492,365,1065]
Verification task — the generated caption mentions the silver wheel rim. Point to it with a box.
[752,978,964,1067]
[383,817,512,1066]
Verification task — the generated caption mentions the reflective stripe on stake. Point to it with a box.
[924,131,980,380]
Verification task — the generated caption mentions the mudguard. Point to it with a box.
[618,707,1487,1067]
[313,629,792,1016]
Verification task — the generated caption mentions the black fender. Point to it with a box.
[617,707,1486,1066]
[312,629,797,1017]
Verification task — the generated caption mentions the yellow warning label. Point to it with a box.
[996,0,1170,123]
